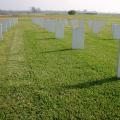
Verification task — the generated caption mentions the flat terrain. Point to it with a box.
[0,15,120,120]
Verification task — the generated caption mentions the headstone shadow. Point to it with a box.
[99,38,114,41]
[40,48,75,53]
[36,37,56,41]
[63,76,119,89]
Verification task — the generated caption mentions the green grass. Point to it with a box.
[0,15,120,120]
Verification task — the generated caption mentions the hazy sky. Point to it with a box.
[1,0,120,13]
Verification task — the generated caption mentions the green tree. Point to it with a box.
[68,10,76,15]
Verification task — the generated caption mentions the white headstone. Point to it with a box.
[117,43,120,78]
[112,24,120,39]
[0,24,3,40]
[55,20,64,39]
[43,19,47,30]
[91,21,105,33]
[88,20,93,28]
[112,24,120,78]
[64,19,69,26]
[80,20,84,30]
[70,19,79,28]
[72,27,84,49]
[3,21,8,32]
[47,20,52,32]
[49,20,56,33]
[5,22,8,32]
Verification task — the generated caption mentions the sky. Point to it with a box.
[0,0,120,13]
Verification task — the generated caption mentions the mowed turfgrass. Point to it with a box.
[0,15,120,120]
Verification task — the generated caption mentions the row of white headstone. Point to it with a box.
[0,18,18,40]
[32,18,120,78]
[32,18,106,49]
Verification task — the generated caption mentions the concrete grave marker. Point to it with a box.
[2,21,8,33]
[88,20,93,28]
[80,20,84,31]
[72,26,84,49]
[49,20,56,33]
[92,21,105,33]
[0,24,3,40]
[112,24,120,78]
[47,19,51,32]
[70,19,79,28]
[64,19,69,26]
[112,24,120,39]
[117,43,120,78]
[55,20,64,39]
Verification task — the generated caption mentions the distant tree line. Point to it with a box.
[0,7,98,16]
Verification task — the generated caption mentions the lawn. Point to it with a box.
[0,15,120,120]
